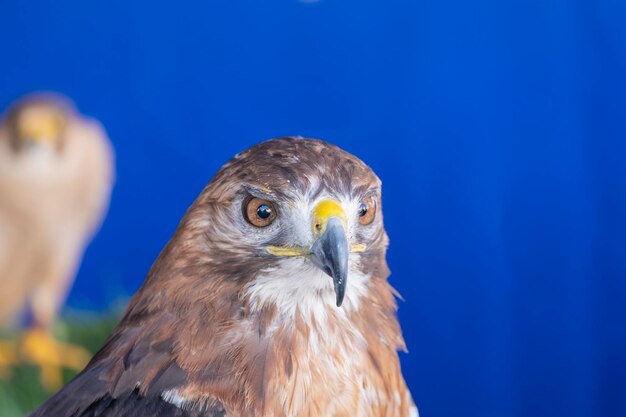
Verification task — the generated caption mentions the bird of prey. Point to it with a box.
[30,137,417,417]
[0,93,115,390]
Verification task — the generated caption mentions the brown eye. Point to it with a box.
[244,197,277,227]
[358,196,376,225]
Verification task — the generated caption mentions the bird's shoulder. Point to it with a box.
[28,316,230,417]
[27,355,228,417]
[29,387,226,417]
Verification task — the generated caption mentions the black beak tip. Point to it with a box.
[334,277,346,307]
[335,293,344,307]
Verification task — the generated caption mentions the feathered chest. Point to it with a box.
[233,263,412,417]
[116,264,414,417]
[261,313,381,417]
[161,297,410,417]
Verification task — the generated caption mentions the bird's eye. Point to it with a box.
[358,196,376,225]
[244,197,277,227]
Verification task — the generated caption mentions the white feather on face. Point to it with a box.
[245,256,372,323]
[243,191,377,323]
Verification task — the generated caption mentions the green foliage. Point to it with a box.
[0,312,119,417]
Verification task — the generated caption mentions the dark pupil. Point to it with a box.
[256,204,272,219]
[358,202,368,217]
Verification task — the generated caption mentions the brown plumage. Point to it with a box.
[30,137,417,417]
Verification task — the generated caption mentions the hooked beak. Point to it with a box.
[310,216,349,307]
[309,199,349,307]
[265,199,367,307]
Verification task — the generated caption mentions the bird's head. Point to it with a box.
[175,137,388,316]
[3,94,71,153]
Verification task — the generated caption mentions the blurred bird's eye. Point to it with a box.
[358,196,376,225]
[244,197,277,227]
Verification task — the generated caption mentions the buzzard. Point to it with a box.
[30,137,417,417]
[0,93,114,389]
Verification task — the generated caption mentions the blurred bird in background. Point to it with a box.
[0,93,115,391]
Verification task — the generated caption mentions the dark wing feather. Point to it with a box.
[27,363,110,417]
[27,328,226,417]
[80,389,226,417]
[29,386,226,417]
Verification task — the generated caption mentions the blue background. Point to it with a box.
[1,1,625,416]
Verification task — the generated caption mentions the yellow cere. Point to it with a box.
[266,200,365,257]
[312,199,347,236]
[18,109,64,143]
